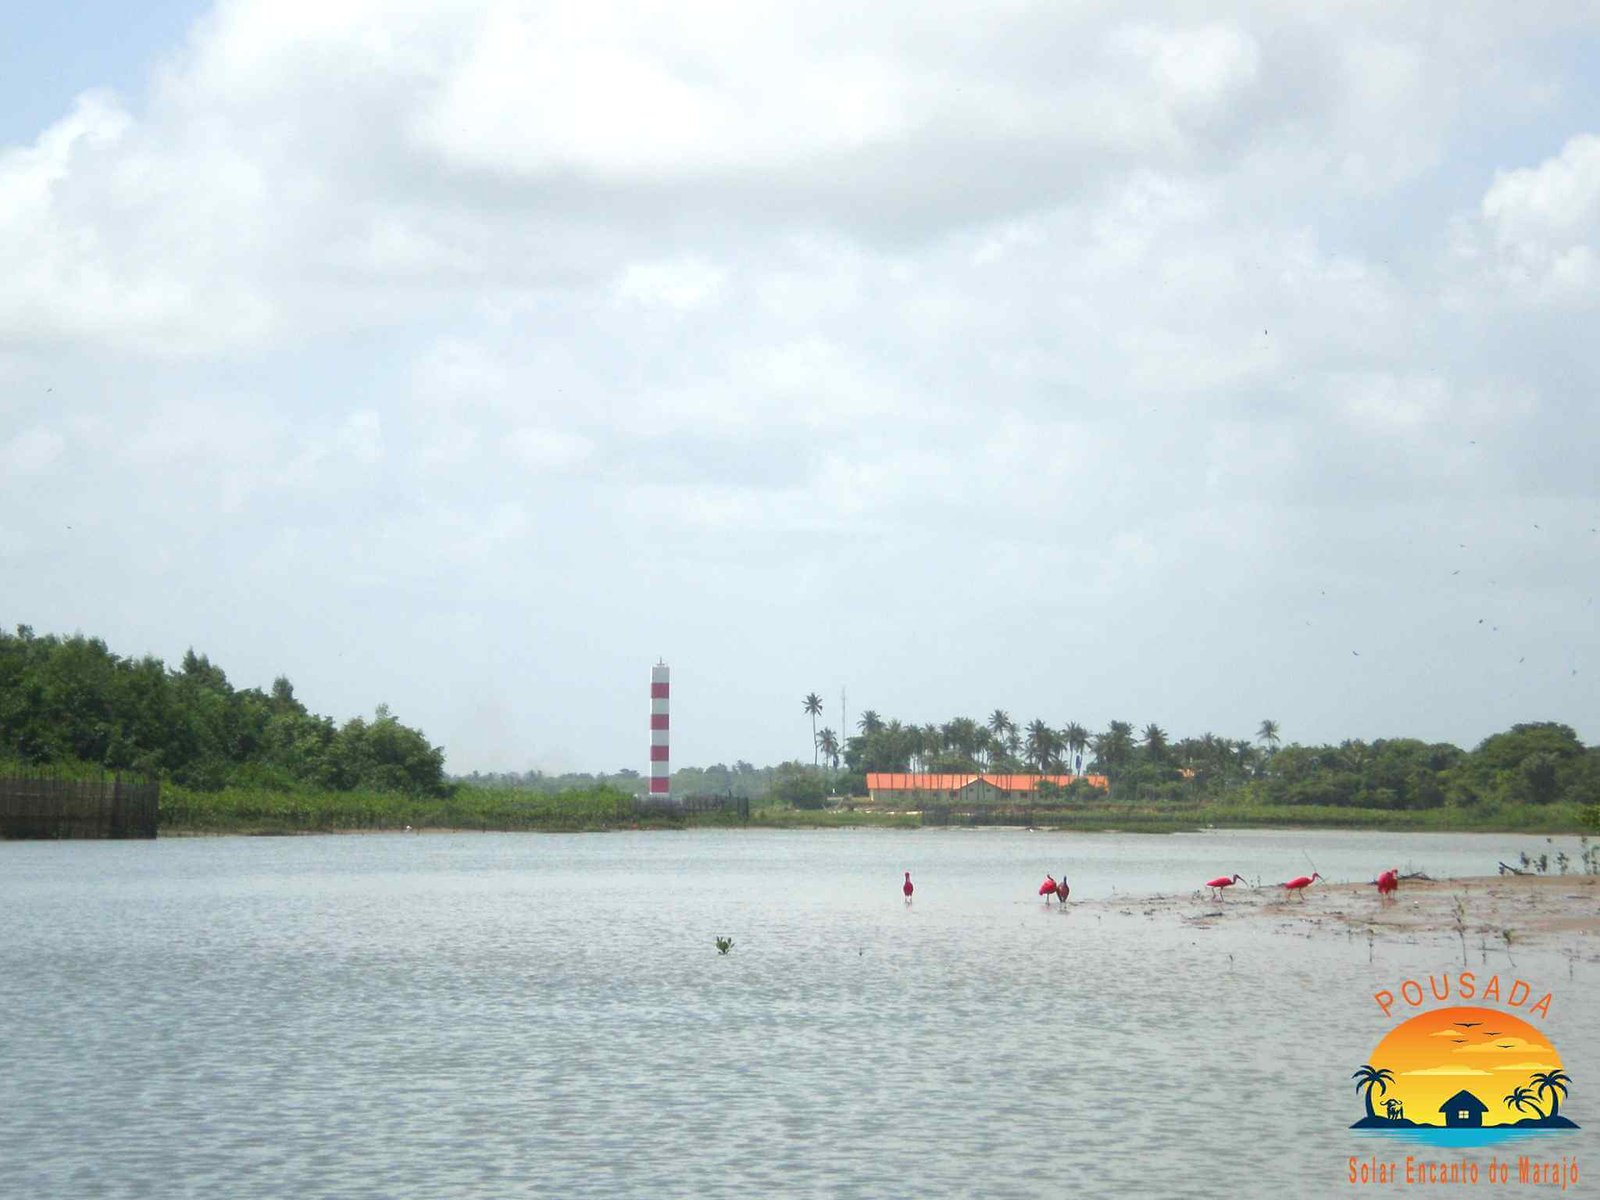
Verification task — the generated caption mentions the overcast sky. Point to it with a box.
[3,1,1597,775]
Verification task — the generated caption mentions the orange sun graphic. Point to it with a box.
[1357,1006,1566,1126]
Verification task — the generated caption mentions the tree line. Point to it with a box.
[802,696,1598,816]
[0,626,447,795]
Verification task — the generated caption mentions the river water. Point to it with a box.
[2,828,1594,1198]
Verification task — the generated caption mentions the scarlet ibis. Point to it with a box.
[903,871,914,902]
[1039,874,1058,899]
[1376,868,1398,898]
[1282,872,1322,898]
[1206,873,1245,899]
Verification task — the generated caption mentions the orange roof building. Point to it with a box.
[865,772,1108,804]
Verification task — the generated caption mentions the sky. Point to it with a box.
[2,1,1597,775]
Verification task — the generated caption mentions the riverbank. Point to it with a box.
[143,781,1593,836]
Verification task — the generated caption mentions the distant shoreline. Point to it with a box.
[142,815,1595,839]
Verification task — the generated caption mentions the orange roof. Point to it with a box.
[866,773,977,790]
[866,773,1108,791]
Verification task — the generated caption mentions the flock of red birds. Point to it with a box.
[899,867,1402,903]
[1207,868,1400,901]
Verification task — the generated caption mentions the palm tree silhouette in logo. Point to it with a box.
[1353,1064,1395,1119]
[1504,1085,1544,1120]
[1531,1070,1570,1120]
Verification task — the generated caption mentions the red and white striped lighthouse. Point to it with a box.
[649,660,670,800]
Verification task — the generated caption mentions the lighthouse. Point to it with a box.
[649,661,670,802]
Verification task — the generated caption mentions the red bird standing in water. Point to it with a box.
[1038,875,1070,903]
[903,871,914,902]
[1282,872,1321,899]
[1376,868,1399,898]
[1205,873,1245,899]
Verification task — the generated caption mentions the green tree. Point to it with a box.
[987,709,1012,742]
[1063,722,1089,774]
[1258,719,1281,753]
[1092,721,1135,776]
[771,761,826,809]
[816,727,840,770]
[1142,723,1169,763]
[803,692,824,766]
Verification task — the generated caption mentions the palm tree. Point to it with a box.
[881,719,910,771]
[1024,719,1055,773]
[942,717,980,767]
[1233,739,1258,777]
[857,710,884,736]
[1530,1070,1570,1120]
[1352,1064,1394,1120]
[1142,723,1169,763]
[1093,721,1134,774]
[816,728,840,770]
[987,709,1011,741]
[975,727,995,770]
[803,693,824,765]
[1258,719,1281,753]
[1504,1085,1545,1120]
[1062,722,1089,774]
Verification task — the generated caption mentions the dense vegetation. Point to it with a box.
[461,760,831,807]
[158,782,663,834]
[0,625,447,796]
[811,705,1599,831]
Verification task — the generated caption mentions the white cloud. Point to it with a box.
[0,427,66,474]
[1475,133,1600,302]
[1110,23,1261,123]
[1,0,1598,771]
[339,411,384,465]
[505,426,592,470]
[614,258,727,312]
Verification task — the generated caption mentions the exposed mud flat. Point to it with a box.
[1091,873,1600,960]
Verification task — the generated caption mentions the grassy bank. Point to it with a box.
[159,782,649,834]
[748,808,921,829]
[914,800,1593,834]
[42,777,1587,837]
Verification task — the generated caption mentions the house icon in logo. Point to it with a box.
[1439,1090,1488,1128]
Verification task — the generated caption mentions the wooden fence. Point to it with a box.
[0,773,160,839]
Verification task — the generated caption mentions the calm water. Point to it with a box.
[2,828,1594,1199]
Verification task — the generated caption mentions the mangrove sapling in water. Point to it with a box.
[714,936,734,955]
